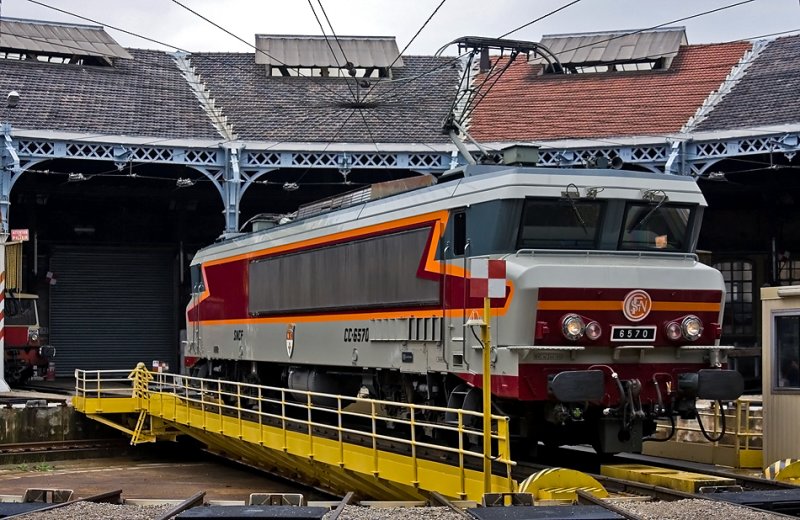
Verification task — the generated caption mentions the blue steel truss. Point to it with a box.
[0,131,452,235]
[1,128,798,236]
[536,131,800,176]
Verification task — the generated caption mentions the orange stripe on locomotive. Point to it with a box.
[187,209,514,325]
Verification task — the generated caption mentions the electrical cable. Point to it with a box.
[310,0,382,151]
[453,0,762,138]
[369,25,800,107]
[360,0,448,101]
[306,0,358,103]
[458,50,521,125]
[546,0,758,63]
[696,400,727,442]
[499,0,584,39]
[169,0,353,104]
[10,0,797,187]
[26,0,191,53]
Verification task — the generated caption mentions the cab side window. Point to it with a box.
[453,211,467,256]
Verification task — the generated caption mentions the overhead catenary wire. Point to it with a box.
[373,0,583,105]
[25,0,191,53]
[7,0,796,186]
[16,0,456,155]
[21,0,786,126]
[434,0,763,142]
[359,0,448,102]
[370,23,799,106]
[24,0,362,111]
[499,0,584,39]
[4,24,793,150]
[6,2,408,158]
[310,0,381,151]
[545,0,758,63]
[457,50,522,126]
[169,0,354,105]
[306,0,358,103]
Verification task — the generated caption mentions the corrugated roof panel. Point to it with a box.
[566,37,592,63]
[606,33,640,61]
[0,18,132,60]
[536,27,686,65]
[255,35,403,68]
[3,35,25,51]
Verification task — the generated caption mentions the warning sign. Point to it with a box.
[10,229,29,241]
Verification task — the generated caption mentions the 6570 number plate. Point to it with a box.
[611,326,657,342]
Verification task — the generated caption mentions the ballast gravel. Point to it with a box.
[328,505,466,520]
[611,498,788,520]
[20,501,173,520]
[15,499,791,520]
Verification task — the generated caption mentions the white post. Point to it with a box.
[0,230,10,391]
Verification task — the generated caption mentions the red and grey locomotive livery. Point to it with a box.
[4,292,54,385]
[184,164,743,454]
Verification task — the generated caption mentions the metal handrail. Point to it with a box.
[74,368,517,492]
[654,399,763,450]
[514,248,698,261]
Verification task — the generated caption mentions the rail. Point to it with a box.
[74,366,517,500]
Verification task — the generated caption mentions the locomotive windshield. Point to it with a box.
[517,198,604,249]
[619,202,692,252]
[4,298,36,326]
[513,196,698,253]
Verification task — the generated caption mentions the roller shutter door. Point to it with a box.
[49,246,177,375]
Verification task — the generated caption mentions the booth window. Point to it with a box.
[713,261,754,336]
[779,259,800,286]
[775,314,800,389]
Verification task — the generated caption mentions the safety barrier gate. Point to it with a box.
[73,365,517,501]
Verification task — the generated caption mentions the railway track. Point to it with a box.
[0,439,130,464]
[0,439,127,454]
[513,459,799,520]
[68,385,800,518]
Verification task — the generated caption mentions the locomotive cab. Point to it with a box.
[4,293,53,385]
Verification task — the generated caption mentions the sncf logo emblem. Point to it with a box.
[623,290,652,322]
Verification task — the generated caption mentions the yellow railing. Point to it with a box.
[74,367,517,498]
[645,398,762,468]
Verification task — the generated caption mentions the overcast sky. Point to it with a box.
[3,0,799,55]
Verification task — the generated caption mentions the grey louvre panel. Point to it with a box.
[255,35,402,68]
[536,26,686,65]
[250,228,438,314]
[49,246,176,376]
[0,17,133,59]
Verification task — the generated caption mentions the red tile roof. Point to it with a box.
[468,41,752,142]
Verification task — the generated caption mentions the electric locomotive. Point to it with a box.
[184,164,743,454]
[4,292,54,385]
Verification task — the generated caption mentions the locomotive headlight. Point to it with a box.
[665,321,682,341]
[585,321,602,340]
[681,315,703,341]
[562,314,586,341]
[28,330,39,343]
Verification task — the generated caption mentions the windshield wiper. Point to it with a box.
[628,189,668,232]
[563,183,587,234]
